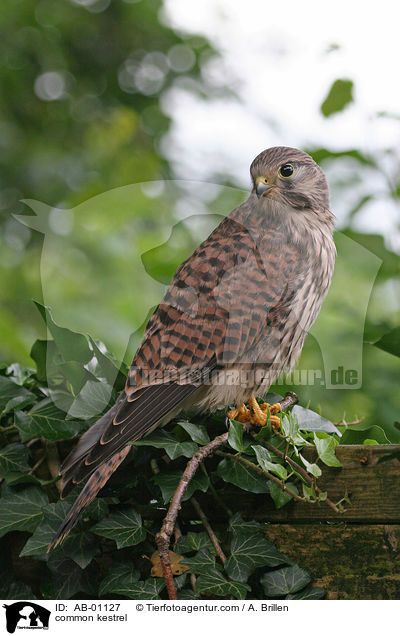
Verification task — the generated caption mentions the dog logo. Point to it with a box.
[2,602,50,633]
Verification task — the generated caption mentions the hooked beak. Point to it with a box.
[255,178,275,198]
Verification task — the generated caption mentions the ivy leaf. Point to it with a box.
[44,555,84,599]
[302,482,317,501]
[313,434,342,467]
[321,78,354,117]
[57,361,98,394]
[0,376,35,415]
[269,481,299,509]
[292,405,341,435]
[195,568,250,599]
[299,454,322,478]
[251,445,287,480]
[67,380,115,420]
[99,563,164,599]
[217,457,269,494]
[0,485,48,538]
[30,339,60,383]
[228,419,248,452]
[228,513,262,535]
[91,507,146,549]
[340,424,390,445]
[176,420,210,445]
[99,563,140,595]
[186,531,216,553]
[85,498,109,522]
[280,414,308,445]
[261,565,311,597]
[20,500,97,568]
[89,337,127,391]
[15,403,84,442]
[0,443,31,479]
[133,430,198,460]
[225,531,289,582]
[286,586,325,600]
[33,302,92,364]
[5,363,36,387]
[153,470,209,504]
[183,548,217,575]
[372,326,400,358]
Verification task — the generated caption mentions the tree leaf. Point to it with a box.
[228,513,262,535]
[251,445,287,480]
[321,78,354,117]
[195,568,250,599]
[20,499,97,568]
[217,457,269,494]
[286,586,325,600]
[182,548,217,575]
[15,402,84,442]
[372,327,400,358]
[89,337,127,391]
[225,531,289,582]
[186,531,215,553]
[33,302,92,364]
[0,443,30,479]
[269,481,299,509]
[261,565,311,597]
[153,469,209,504]
[99,563,164,599]
[340,424,390,445]
[30,339,60,383]
[91,507,146,549]
[176,420,210,445]
[132,429,198,460]
[0,485,48,538]
[67,380,115,420]
[0,376,35,415]
[313,433,342,467]
[299,454,322,477]
[292,405,341,435]
[44,555,84,599]
[228,419,247,452]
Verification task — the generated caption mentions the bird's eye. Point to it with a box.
[278,163,294,179]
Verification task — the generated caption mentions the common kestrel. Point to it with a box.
[49,146,335,548]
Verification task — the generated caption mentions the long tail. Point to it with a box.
[47,446,130,551]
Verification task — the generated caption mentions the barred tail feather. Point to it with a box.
[48,445,130,551]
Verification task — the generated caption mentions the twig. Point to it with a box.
[155,429,230,599]
[155,392,299,599]
[216,451,307,504]
[251,435,340,513]
[28,455,45,475]
[190,497,226,565]
[45,441,62,493]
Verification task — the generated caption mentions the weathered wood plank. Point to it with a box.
[262,444,400,522]
[265,524,400,600]
[209,445,400,522]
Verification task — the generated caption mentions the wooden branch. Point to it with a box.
[155,391,298,599]
[191,497,226,565]
[155,429,231,599]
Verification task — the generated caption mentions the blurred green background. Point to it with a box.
[0,0,399,436]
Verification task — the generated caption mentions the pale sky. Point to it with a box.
[160,0,400,248]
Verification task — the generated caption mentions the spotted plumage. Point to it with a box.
[49,146,335,549]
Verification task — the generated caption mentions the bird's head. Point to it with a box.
[250,146,330,217]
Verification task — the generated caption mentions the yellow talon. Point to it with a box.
[227,398,282,431]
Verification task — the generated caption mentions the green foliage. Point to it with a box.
[1,313,396,600]
[320,79,354,116]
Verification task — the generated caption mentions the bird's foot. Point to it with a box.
[227,397,281,432]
